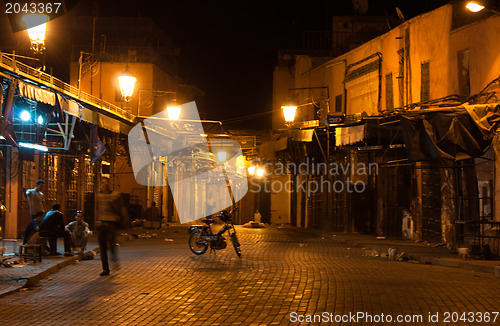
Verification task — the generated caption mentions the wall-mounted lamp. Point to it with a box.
[465,1,500,14]
[167,103,181,120]
[118,65,136,102]
[22,14,49,53]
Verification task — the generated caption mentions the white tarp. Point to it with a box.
[57,94,82,117]
[18,81,56,106]
[335,124,365,146]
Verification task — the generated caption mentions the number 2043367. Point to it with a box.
[5,2,62,15]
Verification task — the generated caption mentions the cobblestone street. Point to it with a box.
[0,227,499,325]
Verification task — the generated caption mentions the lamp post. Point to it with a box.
[282,86,331,228]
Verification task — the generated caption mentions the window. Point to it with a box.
[421,61,430,102]
[335,94,342,112]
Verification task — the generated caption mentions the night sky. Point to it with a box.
[3,0,451,129]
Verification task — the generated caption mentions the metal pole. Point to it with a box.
[78,51,83,98]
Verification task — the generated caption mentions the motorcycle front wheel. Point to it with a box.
[189,229,208,255]
[230,232,242,257]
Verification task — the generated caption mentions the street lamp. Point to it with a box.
[282,105,297,126]
[167,104,181,120]
[118,65,136,102]
[466,1,500,14]
[22,14,49,53]
[466,1,485,12]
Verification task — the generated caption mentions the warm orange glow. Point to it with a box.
[167,106,181,120]
[282,105,297,123]
[118,66,136,102]
[22,14,49,53]
[466,1,485,12]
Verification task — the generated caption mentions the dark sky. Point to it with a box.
[3,0,450,129]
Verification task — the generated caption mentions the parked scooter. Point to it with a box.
[188,209,241,257]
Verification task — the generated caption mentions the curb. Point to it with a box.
[0,249,100,298]
[346,240,500,276]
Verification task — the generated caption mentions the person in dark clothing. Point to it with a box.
[96,177,128,276]
[39,203,72,256]
[23,210,44,244]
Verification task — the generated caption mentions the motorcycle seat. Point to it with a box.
[201,217,215,225]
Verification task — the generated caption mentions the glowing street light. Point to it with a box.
[466,1,485,12]
[118,65,136,102]
[466,1,500,14]
[22,14,49,53]
[256,167,265,177]
[167,105,181,120]
[282,105,297,125]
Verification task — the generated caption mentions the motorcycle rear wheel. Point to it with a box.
[230,232,242,257]
[189,229,208,255]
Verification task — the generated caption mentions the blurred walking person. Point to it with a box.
[96,177,128,276]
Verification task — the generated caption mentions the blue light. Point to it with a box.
[20,110,31,121]
[37,115,44,125]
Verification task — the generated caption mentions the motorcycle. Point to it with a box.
[188,209,241,257]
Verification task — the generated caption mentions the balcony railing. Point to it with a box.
[0,52,136,123]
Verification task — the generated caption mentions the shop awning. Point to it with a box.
[335,124,365,146]
[18,81,56,106]
[291,129,314,142]
[400,107,492,161]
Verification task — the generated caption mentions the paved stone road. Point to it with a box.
[0,227,499,325]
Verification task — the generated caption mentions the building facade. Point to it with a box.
[270,3,500,250]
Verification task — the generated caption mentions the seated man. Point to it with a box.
[65,210,92,253]
[39,203,72,256]
[23,210,44,245]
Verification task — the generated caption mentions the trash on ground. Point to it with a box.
[363,249,379,257]
[396,252,410,261]
[164,238,174,242]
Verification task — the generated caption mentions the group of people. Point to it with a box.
[23,177,127,277]
[23,199,91,256]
